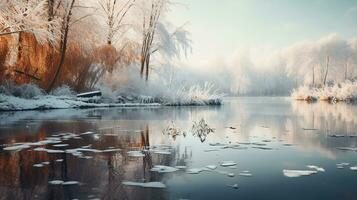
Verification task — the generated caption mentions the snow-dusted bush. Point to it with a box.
[163,82,224,106]
[291,81,357,102]
[51,85,75,97]
[98,85,117,103]
[103,66,224,105]
[0,81,44,99]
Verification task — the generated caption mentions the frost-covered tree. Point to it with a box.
[0,0,59,42]
[98,0,135,45]
[135,0,191,81]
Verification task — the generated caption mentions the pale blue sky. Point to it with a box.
[168,0,357,66]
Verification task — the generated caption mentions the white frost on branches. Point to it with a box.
[0,0,60,43]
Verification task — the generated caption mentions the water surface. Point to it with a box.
[1,97,357,200]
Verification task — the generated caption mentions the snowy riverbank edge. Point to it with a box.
[291,81,357,103]
[0,94,222,111]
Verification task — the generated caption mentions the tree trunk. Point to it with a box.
[345,62,348,80]
[323,56,329,86]
[46,0,75,92]
[145,55,150,81]
[312,65,315,87]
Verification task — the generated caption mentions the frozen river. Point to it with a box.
[0,97,357,200]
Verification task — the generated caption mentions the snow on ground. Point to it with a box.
[122,181,166,189]
[0,86,222,111]
[0,94,161,111]
[291,81,357,102]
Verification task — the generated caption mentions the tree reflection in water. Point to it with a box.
[0,121,192,200]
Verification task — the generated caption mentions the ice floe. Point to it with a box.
[150,149,171,155]
[49,180,64,185]
[209,143,227,146]
[3,144,31,151]
[336,147,357,151]
[62,181,79,185]
[122,181,166,188]
[336,162,349,169]
[307,165,325,172]
[151,165,178,173]
[283,170,317,177]
[350,166,357,171]
[239,171,252,177]
[252,146,273,150]
[227,184,238,189]
[221,161,237,167]
[205,165,217,170]
[53,144,69,147]
[127,151,145,157]
[49,180,79,185]
[186,168,208,174]
[175,166,187,170]
[34,147,65,153]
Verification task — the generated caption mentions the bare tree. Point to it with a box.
[312,64,315,87]
[323,55,329,86]
[140,0,165,81]
[99,0,135,45]
[47,0,76,92]
[345,62,349,80]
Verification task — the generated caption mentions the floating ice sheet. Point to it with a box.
[34,147,65,153]
[150,150,171,155]
[3,144,31,151]
[209,143,227,146]
[227,184,238,189]
[252,146,273,150]
[205,165,217,170]
[122,181,166,188]
[307,165,325,172]
[53,144,69,147]
[336,147,357,151]
[62,181,79,185]
[221,161,237,167]
[283,169,317,177]
[239,171,252,177]
[151,165,178,173]
[186,168,208,174]
[127,151,145,157]
[49,180,64,185]
[49,180,79,185]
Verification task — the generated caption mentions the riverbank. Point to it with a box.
[291,81,357,103]
[0,94,222,111]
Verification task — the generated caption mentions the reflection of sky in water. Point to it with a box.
[0,97,357,199]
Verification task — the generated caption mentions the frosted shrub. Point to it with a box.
[51,85,75,96]
[0,81,43,99]
[20,84,44,98]
[98,85,117,103]
[291,81,357,102]
[163,82,224,105]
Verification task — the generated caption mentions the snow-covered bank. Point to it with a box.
[0,94,162,111]
[0,94,222,111]
[0,81,223,111]
[0,86,222,111]
[291,81,357,102]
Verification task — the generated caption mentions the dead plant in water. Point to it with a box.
[162,121,186,140]
[191,118,214,142]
